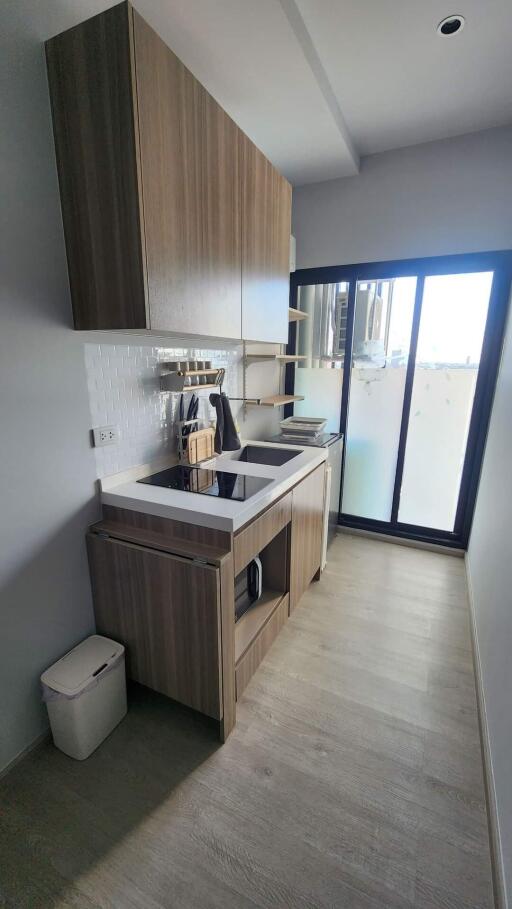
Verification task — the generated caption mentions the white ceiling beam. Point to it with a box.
[278,0,360,174]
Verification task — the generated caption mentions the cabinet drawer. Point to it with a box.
[234,493,291,574]
[235,593,289,698]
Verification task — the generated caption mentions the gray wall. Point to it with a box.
[293,125,512,269]
[0,0,104,773]
[1,0,280,773]
[292,126,512,906]
[467,305,512,905]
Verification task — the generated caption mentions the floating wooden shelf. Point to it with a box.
[288,307,308,322]
[244,354,274,363]
[236,341,305,409]
[235,589,286,664]
[277,355,307,363]
[248,394,304,407]
[245,354,307,365]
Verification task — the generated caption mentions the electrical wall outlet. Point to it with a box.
[92,425,120,447]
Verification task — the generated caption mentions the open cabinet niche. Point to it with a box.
[234,525,290,697]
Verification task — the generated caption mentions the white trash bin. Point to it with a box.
[41,634,127,760]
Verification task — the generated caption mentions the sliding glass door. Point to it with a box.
[289,251,512,548]
[292,281,348,432]
[341,277,416,521]
[397,272,493,531]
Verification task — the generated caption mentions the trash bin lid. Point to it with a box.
[41,635,124,697]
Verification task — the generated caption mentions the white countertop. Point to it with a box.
[100,440,327,532]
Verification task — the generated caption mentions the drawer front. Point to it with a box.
[234,492,291,575]
[235,594,289,698]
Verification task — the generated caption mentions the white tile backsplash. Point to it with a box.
[84,341,281,478]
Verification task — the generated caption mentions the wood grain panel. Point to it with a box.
[235,590,286,664]
[233,493,291,575]
[45,3,147,330]
[91,521,226,567]
[132,10,242,338]
[87,533,222,719]
[219,554,236,741]
[101,505,232,554]
[235,594,289,698]
[241,132,292,343]
[290,465,325,612]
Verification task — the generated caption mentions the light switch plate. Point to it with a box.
[93,425,119,447]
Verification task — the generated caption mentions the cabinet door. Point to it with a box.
[290,465,325,611]
[87,534,222,719]
[133,10,241,338]
[45,3,148,330]
[241,134,292,343]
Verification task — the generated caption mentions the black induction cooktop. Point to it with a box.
[137,465,272,501]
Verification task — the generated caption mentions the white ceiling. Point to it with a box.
[295,0,512,157]
[53,0,512,185]
[133,0,360,184]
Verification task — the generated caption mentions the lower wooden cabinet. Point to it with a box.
[86,534,223,719]
[290,464,325,611]
[86,462,325,740]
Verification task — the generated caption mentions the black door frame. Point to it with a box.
[288,250,512,550]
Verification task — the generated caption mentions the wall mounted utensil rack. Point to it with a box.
[160,367,225,393]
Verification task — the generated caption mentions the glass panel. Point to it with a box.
[293,282,348,432]
[398,271,493,531]
[341,277,417,520]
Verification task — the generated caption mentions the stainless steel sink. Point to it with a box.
[233,445,301,466]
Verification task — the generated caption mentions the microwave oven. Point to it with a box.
[234,557,262,622]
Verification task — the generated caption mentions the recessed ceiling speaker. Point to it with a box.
[437,15,466,36]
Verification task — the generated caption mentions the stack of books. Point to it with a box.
[278,416,327,444]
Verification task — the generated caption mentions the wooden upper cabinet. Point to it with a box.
[46,2,290,341]
[46,3,147,330]
[241,134,292,343]
[132,10,241,338]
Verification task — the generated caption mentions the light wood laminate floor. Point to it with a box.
[0,535,494,909]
